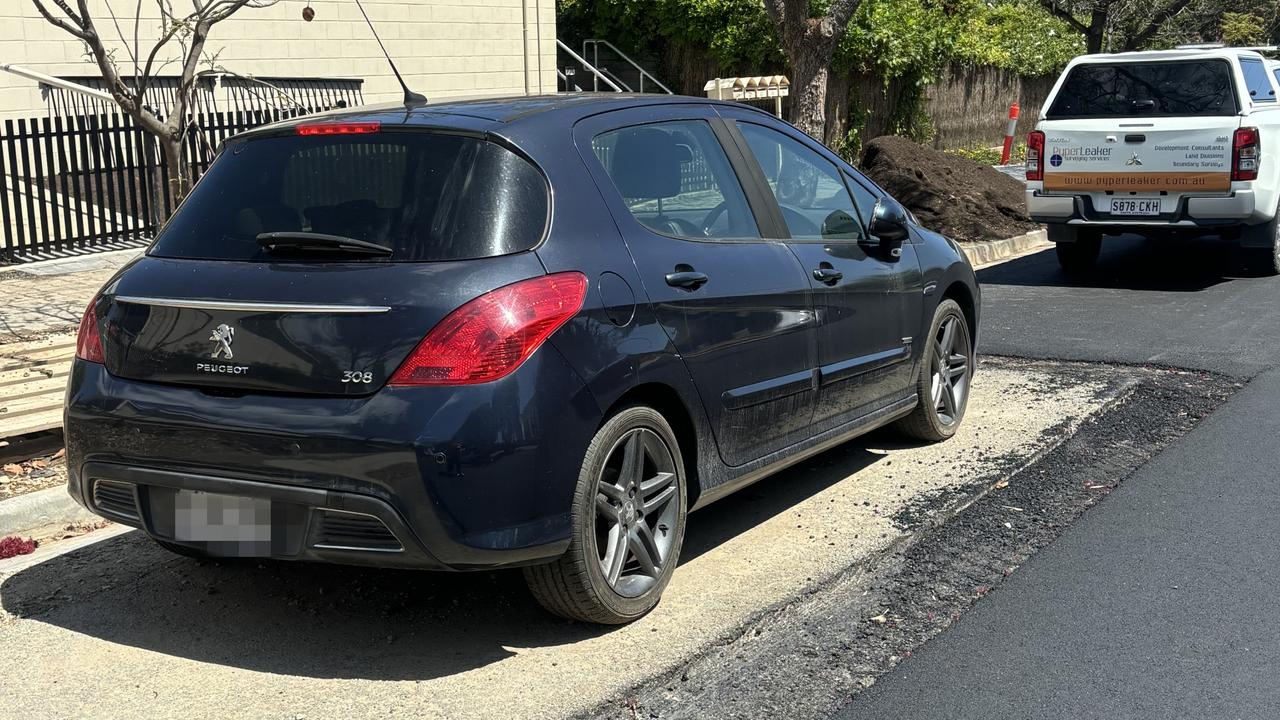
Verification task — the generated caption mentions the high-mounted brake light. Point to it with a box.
[1232,127,1260,182]
[295,122,381,136]
[75,295,105,364]
[389,272,588,387]
[1026,130,1045,182]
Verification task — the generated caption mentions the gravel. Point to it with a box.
[584,362,1238,720]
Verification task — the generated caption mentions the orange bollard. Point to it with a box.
[1000,102,1020,165]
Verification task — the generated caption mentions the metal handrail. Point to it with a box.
[582,39,673,94]
[555,39,623,92]
[597,66,634,93]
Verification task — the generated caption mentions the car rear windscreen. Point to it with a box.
[149,130,548,262]
[1046,60,1238,119]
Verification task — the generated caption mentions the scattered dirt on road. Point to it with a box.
[860,135,1039,243]
[594,362,1238,720]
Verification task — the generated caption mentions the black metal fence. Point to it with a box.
[0,107,349,262]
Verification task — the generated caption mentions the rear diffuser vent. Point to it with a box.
[313,510,402,552]
[92,479,140,522]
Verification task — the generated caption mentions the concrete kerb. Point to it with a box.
[962,228,1050,268]
[0,485,97,538]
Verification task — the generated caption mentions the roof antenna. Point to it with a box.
[352,0,427,106]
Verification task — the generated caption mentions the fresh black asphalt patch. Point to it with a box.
[585,359,1239,720]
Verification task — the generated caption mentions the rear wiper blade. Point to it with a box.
[256,232,393,256]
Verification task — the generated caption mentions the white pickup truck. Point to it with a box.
[1026,47,1280,273]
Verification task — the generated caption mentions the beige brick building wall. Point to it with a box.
[0,0,558,119]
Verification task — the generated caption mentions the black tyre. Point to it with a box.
[894,299,974,442]
[1239,208,1280,276]
[1054,229,1101,273]
[524,405,688,624]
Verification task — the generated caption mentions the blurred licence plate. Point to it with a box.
[174,490,271,549]
[1110,198,1160,215]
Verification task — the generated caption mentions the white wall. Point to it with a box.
[0,0,558,118]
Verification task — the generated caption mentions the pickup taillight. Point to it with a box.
[1232,127,1260,182]
[1026,131,1045,182]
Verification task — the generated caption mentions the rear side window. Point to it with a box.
[591,120,759,240]
[1046,61,1238,118]
[1240,57,1277,103]
[150,131,548,262]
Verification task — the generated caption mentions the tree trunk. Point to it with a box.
[1086,9,1108,54]
[789,46,833,140]
[159,135,190,215]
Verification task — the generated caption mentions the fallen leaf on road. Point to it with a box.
[53,448,66,459]
[2,464,22,477]
[871,614,887,624]
[992,479,1009,489]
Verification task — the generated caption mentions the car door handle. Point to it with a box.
[665,270,709,290]
[812,267,843,284]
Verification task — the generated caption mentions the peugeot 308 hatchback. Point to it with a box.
[66,95,980,624]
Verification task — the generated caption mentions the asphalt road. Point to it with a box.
[836,238,1280,718]
[979,236,1280,377]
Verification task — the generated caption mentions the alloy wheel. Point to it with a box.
[930,314,972,426]
[593,427,680,598]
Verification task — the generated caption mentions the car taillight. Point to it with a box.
[388,272,588,387]
[75,295,105,364]
[1233,127,1260,182]
[1026,130,1045,182]
[295,122,380,136]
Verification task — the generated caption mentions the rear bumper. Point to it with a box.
[1027,189,1260,227]
[64,350,601,570]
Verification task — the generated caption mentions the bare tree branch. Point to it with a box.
[103,0,140,80]
[1038,0,1090,34]
[29,0,90,40]
[1126,0,1196,49]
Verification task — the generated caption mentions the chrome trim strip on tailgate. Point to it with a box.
[114,296,392,314]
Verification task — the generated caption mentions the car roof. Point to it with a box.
[244,93,774,136]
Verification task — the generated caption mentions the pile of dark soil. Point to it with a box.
[859,135,1039,243]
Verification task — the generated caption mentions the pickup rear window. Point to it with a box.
[150,131,548,262]
[1046,60,1238,119]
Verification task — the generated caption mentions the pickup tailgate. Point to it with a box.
[1042,117,1238,195]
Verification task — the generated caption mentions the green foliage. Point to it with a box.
[1221,12,1267,45]
[946,141,1026,165]
[836,0,968,82]
[557,0,781,70]
[954,2,1085,76]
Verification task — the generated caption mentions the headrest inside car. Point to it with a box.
[610,128,683,200]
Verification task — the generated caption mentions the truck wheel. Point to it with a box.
[1239,210,1280,276]
[524,405,687,624]
[1053,228,1101,274]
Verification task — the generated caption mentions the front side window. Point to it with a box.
[592,120,759,240]
[1046,60,1238,118]
[150,131,548,262]
[737,123,863,241]
[1240,57,1277,103]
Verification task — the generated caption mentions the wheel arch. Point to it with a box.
[603,382,703,509]
[941,280,978,341]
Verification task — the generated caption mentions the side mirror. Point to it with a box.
[869,198,910,246]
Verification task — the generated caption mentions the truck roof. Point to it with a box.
[1069,48,1272,65]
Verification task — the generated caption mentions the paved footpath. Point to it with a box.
[0,250,139,343]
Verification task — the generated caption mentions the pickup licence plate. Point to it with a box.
[1109,198,1160,216]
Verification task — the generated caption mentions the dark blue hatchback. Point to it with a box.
[65,94,979,624]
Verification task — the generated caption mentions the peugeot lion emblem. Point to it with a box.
[1126,152,1143,166]
[209,323,235,359]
